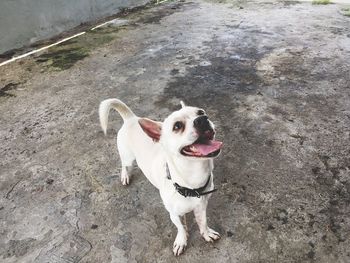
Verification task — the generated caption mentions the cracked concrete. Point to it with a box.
[1,0,350,262]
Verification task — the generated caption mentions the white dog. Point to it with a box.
[99,99,223,256]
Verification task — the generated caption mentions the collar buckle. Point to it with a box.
[194,190,200,198]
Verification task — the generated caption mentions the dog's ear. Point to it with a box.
[180,101,186,108]
[138,118,162,142]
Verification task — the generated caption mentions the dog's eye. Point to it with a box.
[173,121,184,131]
[197,110,205,116]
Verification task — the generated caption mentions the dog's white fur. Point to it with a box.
[99,99,220,256]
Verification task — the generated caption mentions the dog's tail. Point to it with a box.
[99,98,136,135]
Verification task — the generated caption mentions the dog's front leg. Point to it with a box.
[170,213,187,256]
[194,204,220,242]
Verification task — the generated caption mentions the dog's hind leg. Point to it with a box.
[117,129,135,185]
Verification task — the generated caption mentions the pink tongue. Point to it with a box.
[192,140,223,156]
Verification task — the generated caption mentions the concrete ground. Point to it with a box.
[1,0,350,262]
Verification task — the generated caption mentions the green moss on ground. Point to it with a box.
[341,7,350,16]
[312,0,331,5]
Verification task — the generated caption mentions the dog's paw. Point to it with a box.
[201,228,220,242]
[121,173,129,185]
[173,234,187,256]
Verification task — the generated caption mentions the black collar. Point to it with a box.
[166,163,217,198]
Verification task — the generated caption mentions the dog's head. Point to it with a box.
[139,101,222,159]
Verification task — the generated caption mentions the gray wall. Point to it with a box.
[0,0,149,54]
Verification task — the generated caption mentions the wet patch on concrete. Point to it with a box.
[34,29,121,70]
[0,49,18,62]
[36,47,90,70]
[156,37,271,111]
[1,238,36,258]
[159,55,260,106]
[0,83,20,97]
[135,1,197,24]
[204,0,300,9]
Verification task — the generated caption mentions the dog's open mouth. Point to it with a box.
[181,135,223,158]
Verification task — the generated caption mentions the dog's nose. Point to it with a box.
[193,116,211,131]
